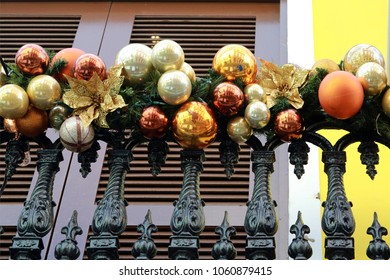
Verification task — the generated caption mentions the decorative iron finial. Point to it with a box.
[358,141,379,180]
[288,139,310,179]
[54,210,83,260]
[132,209,158,260]
[78,141,101,178]
[212,211,237,260]
[288,211,313,260]
[148,139,169,176]
[219,138,240,179]
[366,212,390,260]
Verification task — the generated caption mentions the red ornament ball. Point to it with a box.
[213,82,244,116]
[274,109,304,142]
[139,106,169,139]
[318,70,364,119]
[74,53,106,81]
[51,48,86,82]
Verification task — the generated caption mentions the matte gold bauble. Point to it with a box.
[15,44,49,75]
[213,82,244,116]
[59,116,95,153]
[227,116,253,143]
[51,48,86,82]
[179,62,196,83]
[27,74,62,110]
[356,62,387,96]
[244,83,266,104]
[343,44,385,74]
[152,39,185,73]
[382,88,390,118]
[139,106,169,139]
[15,106,48,138]
[49,104,73,130]
[115,43,153,86]
[172,101,217,150]
[0,84,30,119]
[157,70,192,105]
[244,101,270,129]
[74,53,106,81]
[274,109,304,142]
[212,44,257,85]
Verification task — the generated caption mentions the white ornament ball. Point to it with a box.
[59,116,95,152]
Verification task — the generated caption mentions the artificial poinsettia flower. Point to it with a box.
[258,59,309,109]
[63,65,126,128]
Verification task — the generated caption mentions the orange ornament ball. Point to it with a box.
[318,71,364,119]
[15,106,48,138]
[51,48,86,82]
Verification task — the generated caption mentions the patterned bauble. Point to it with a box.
[27,74,62,110]
[152,39,184,73]
[0,84,29,119]
[158,70,192,105]
[356,62,387,96]
[244,101,270,129]
[172,101,217,150]
[212,44,257,85]
[179,62,196,83]
[51,48,86,82]
[115,43,153,86]
[382,88,390,118]
[244,83,266,104]
[74,53,106,81]
[139,106,169,139]
[318,70,364,119]
[213,82,244,116]
[15,43,49,75]
[59,116,95,153]
[343,44,385,74]
[15,106,48,138]
[49,104,73,130]
[227,116,253,143]
[274,109,304,142]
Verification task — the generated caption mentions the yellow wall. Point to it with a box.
[312,0,390,259]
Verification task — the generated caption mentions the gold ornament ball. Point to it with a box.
[179,62,196,83]
[15,106,48,138]
[382,88,390,118]
[158,70,192,105]
[49,104,73,130]
[343,44,385,74]
[74,53,106,81]
[27,74,62,110]
[274,109,304,142]
[0,84,30,119]
[227,116,253,143]
[213,82,244,116]
[15,44,49,75]
[139,105,169,139]
[310,58,340,76]
[244,101,270,129]
[212,44,257,85]
[60,116,95,153]
[115,43,154,86]
[172,101,218,150]
[356,62,387,97]
[152,39,185,73]
[244,83,266,104]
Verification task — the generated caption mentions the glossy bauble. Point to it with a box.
[343,44,385,74]
[139,106,169,139]
[152,39,184,73]
[213,82,244,116]
[15,43,49,75]
[244,101,270,129]
[74,53,106,81]
[0,84,30,119]
[274,109,304,142]
[227,116,253,143]
[115,43,154,86]
[51,48,86,82]
[172,101,217,150]
[157,70,192,105]
[27,74,62,110]
[356,62,387,96]
[318,70,364,119]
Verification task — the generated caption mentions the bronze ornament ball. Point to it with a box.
[0,84,30,119]
[15,43,49,75]
[139,105,169,139]
[74,53,106,81]
[213,82,244,117]
[59,116,95,153]
[49,104,73,130]
[27,74,62,110]
[274,109,304,142]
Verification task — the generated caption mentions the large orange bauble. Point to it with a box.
[318,70,364,119]
[51,48,86,82]
[15,106,48,138]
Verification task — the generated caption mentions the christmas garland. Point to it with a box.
[0,42,389,152]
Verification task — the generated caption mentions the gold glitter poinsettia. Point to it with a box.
[258,59,309,109]
[63,65,126,128]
